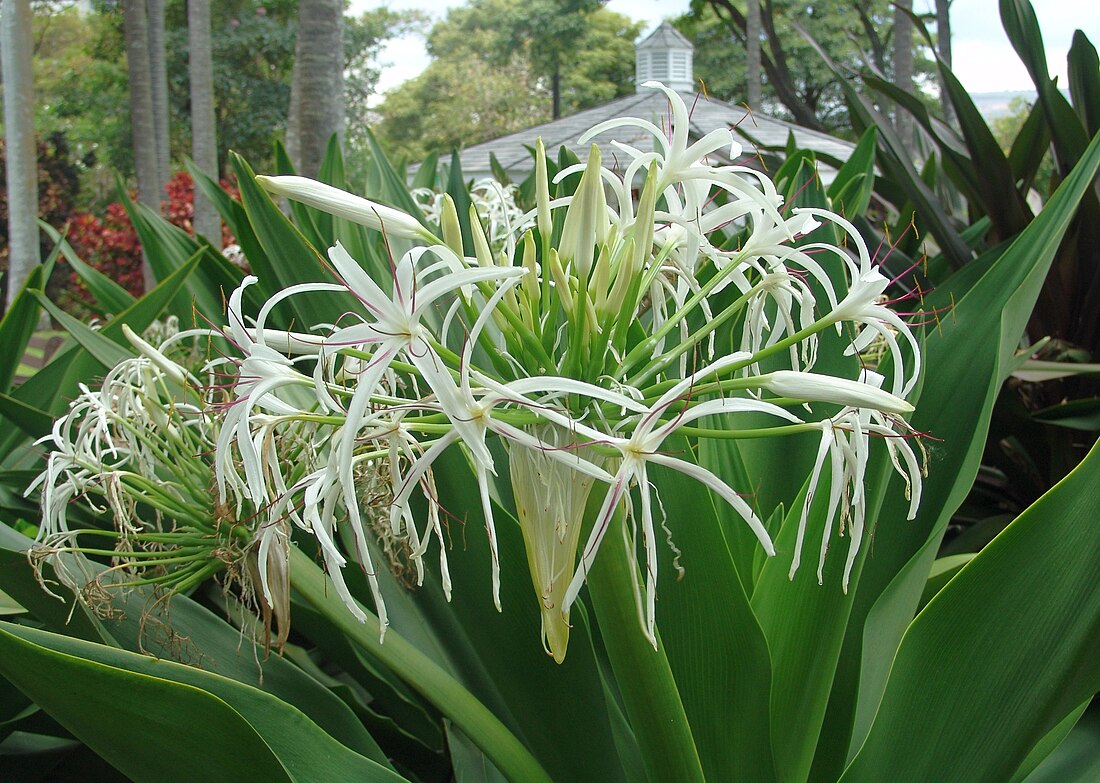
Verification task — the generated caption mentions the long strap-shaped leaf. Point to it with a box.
[840,434,1100,782]
[0,622,408,783]
[811,130,1100,781]
[288,546,554,783]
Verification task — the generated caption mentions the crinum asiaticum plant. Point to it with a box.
[186,82,923,663]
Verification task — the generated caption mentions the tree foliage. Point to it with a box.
[376,0,642,159]
[681,0,934,132]
[22,1,411,202]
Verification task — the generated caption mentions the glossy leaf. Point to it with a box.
[827,127,877,219]
[39,222,135,316]
[0,266,45,392]
[1068,31,1100,137]
[0,623,407,783]
[650,443,776,782]
[841,436,1100,782]
[814,125,1100,781]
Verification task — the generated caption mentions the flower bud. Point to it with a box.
[257,175,436,243]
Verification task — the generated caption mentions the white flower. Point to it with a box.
[789,371,925,590]
[513,356,799,648]
[761,370,914,414]
[257,175,437,243]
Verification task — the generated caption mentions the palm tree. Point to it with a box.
[188,0,220,244]
[894,0,915,150]
[294,0,344,177]
[147,0,171,197]
[1,0,41,311]
[122,0,160,290]
[936,0,955,124]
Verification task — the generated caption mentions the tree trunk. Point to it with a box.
[286,32,302,171]
[122,0,160,291]
[706,0,827,131]
[147,0,170,202]
[552,65,561,120]
[893,0,915,152]
[188,0,220,244]
[936,0,954,124]
[745,0,762,111]
[295,0,344,178]
[1,0,41,312]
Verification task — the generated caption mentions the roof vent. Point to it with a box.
[635,21,694,93]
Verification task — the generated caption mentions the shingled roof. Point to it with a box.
[449,87,856,180]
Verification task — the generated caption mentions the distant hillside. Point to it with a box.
[969,89,1072,118]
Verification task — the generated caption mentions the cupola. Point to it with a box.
[634,21,694,93]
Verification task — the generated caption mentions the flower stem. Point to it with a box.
[584,508,706,783]
[287,546,552,783]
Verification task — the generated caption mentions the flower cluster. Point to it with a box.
[221,83,925,661]
[32,83,925,663]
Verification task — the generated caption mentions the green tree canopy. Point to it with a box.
[375,0,642,160]
[23,0,412,205]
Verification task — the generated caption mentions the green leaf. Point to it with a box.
[1008,99,1052,192]
[1032,397,1100,431]
[650,443,776,782]
[39,222,136,316]
[1068,31,1100,137]
[0,526,115,645]
[814,127,1100,780]
[365,128,428,222]
[0,265,46,392]
[797,25,973,268]
[116,185,203,322]
[0,623,407,783]
[917,553,976,610]
[0,252,202,460]
[1001,0,1091,174]
[1020,706,1100,782]
[585,503,705,783]
[840,437,1100,782]
[447,151,476,256]
[230,152,345,328]
[1012,700,1092,782]
[827,127,877,219]
[417,449,634,783]
[33,293,133,369]
[0,392,55,438]
[411,151,440,190]
[289,546,553,783]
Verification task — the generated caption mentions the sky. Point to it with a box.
[351,0,1098,98]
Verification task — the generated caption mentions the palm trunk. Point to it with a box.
[936,0,954,125]
[188,0,220,244]
[893,0,915,152]
[295,0,344,178]
[147,0,170,202]
[286,32,302,171]
[122,0,160,291]
[1,0,41,312]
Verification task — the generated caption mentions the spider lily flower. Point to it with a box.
[97,81,927,662]
[826,267,923,398]
[760,370,914,414]
[26,332,284,631]
[258,175,438,244]
[790,371,926,590]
